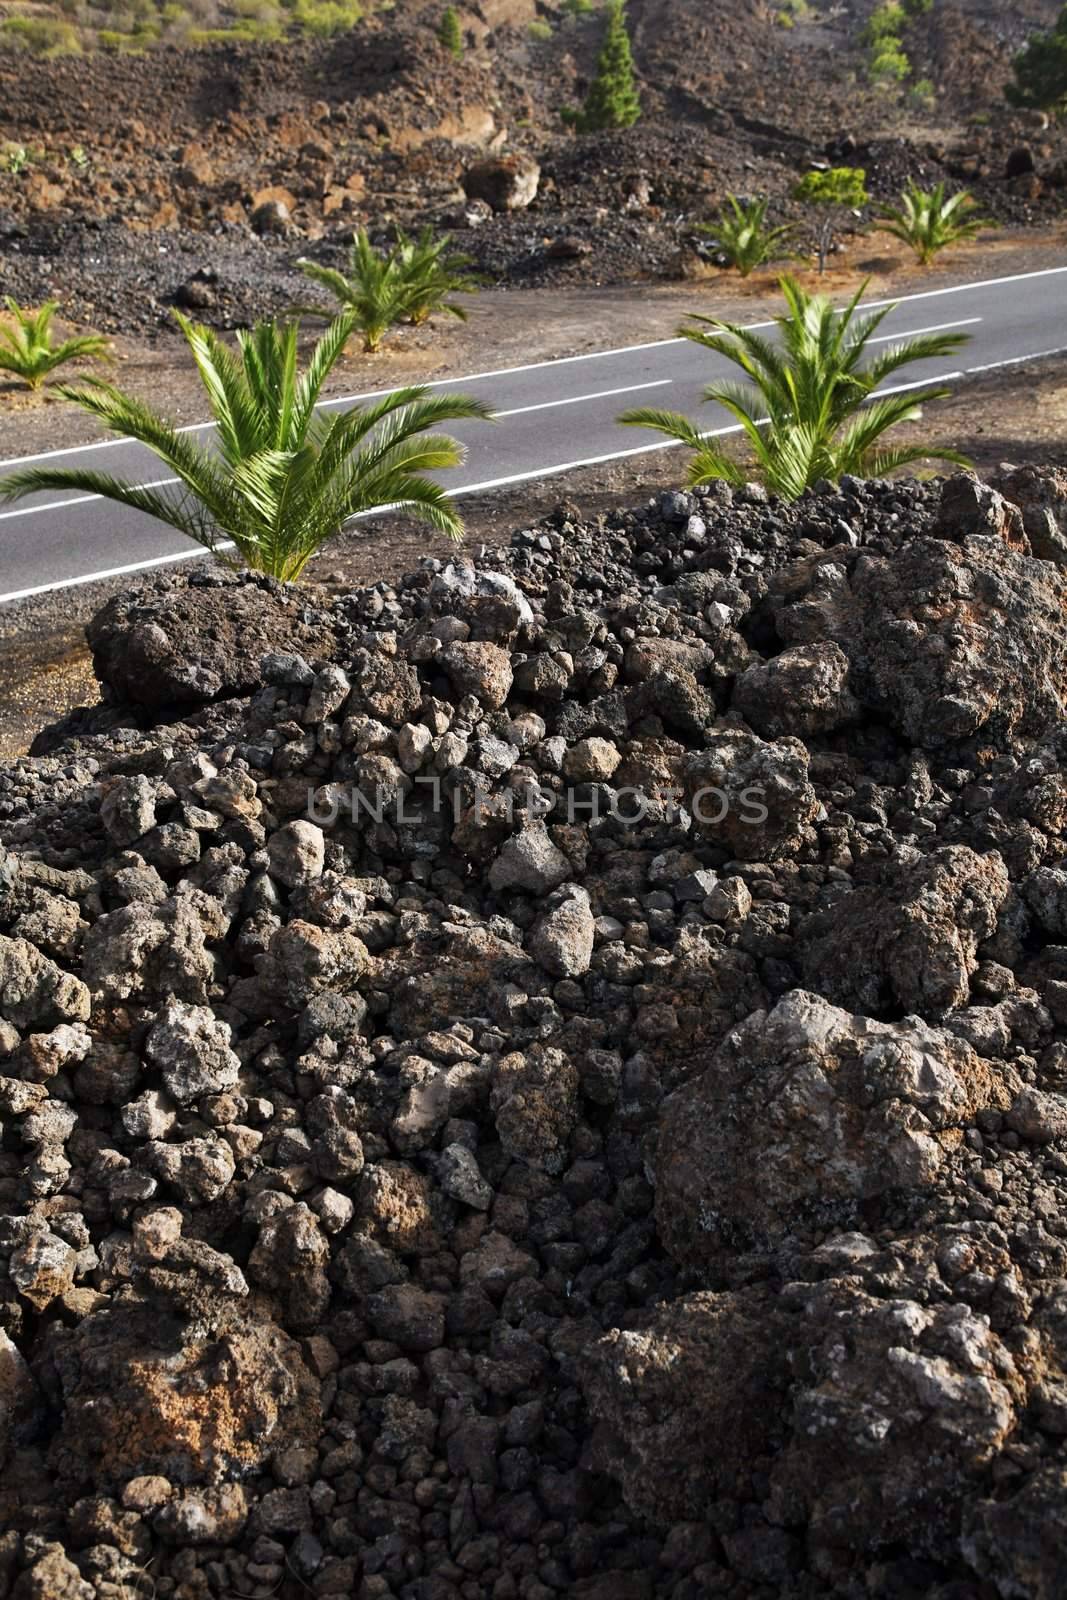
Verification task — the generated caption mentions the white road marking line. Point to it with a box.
[0,543,237,604]
[967,344,1067,373]
[0,382,668,518]
[1,263,1064,471]
[0,367,968,603]
[867,317,982,343]
[495,379,672,417]
[0,475,181,522]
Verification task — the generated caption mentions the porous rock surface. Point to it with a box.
[2,472,1067,1597]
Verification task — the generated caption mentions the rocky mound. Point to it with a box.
[3,467,1067,1597]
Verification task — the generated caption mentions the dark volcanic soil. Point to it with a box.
[0,0,1064,337]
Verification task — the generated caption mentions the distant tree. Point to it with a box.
[573,0,640,132]
[439,6,463,59]
[794,166,869,273]
[901,0,932,15]
[1006,5,1067,117]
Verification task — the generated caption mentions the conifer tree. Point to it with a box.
[439,5,463,59]
[575,0,640,132]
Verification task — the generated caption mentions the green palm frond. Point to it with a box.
[876,182,988,266]
[0,312,494,582]
[617,273,972,501]
[294,226,480,352]
[696,195,797,277]
[0,297,110,391]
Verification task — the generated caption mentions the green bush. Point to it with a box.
[1007,4,1067,116]
[0,314,494,575]
[870,42,909,82]
[794,166,869,272]
[862,2,906,45]
[528,19,553,39]
[619,277,972,499]
[0,16,82,55]
[902,0,933,15]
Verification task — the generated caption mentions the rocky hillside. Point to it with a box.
[1,0,1064,333]
[2,465,1067,1597]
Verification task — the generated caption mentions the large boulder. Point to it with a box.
[462,154,540,211]
[582,1228,1043,1568]
[87,571,338,710]
[770,536,1067,748]
[994,462,1067,565]
[800,845,1011,1017]
[44,1298,321,1491]
[655,989,1012,1274]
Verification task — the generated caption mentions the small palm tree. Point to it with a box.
[295,227,478,352]
[619,276,972,501]
[394,227,480,326]
[697,195,795,278]
[0,297,110,392]
[0,312,494,581]
[877,182,987,267]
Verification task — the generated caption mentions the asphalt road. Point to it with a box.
[1,264,1065,604]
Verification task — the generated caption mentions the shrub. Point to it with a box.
[870,42,909,82]
[862,2,906,45]
[571,0,640,131]
[528,20,553,40]
[439,5,463,56]
[877,181,987,265]
[697,195,796,278]
[0,313,495,578]
[793,166,869,272]
[0,298,110,392]
[618,276,972,500]
[0,15,82,55]
[1007,4,1067,117]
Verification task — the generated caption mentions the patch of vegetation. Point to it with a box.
[0,298,110,392]
[1,142,32,176]
[861,1,913,87]
[793,165,869,272]
[438,5,463,57]
[0,313,494,578]
[567,0,640,132]
[877,181,987,266]
[0,15,83,55]
[295,227,480,353]
[1007,4,1067,117]
[696,195,796,278]
[0,0,369,54]
[528,18,552,39]
[618,277,972,500]
[773,0,809,28]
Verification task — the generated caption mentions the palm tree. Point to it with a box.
[394,227,480,326]
[619,276,972,501]
[0,311,494,581]
[876,182,987,267]
[295,227,478,352]
[0,297,110,392]
[698,196,795,279]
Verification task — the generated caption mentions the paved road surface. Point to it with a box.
[1,264,1065,603]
